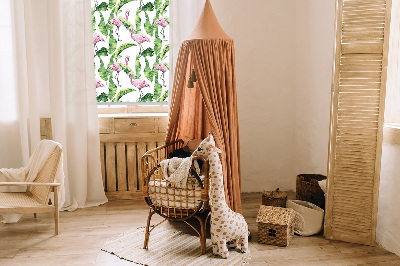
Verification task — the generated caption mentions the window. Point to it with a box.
[92,0,169,103]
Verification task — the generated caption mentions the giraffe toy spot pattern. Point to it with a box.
[192,133,249,259]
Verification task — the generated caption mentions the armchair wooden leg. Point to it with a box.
[144,209,155,249]
[54,186,59,235]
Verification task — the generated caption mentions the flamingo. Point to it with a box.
[93,33,105,52]
[108,16,123,41]
[96,79,105,88]
[154,17,168,39]
[125,55,130,66]
[154,63,168,87]
[108,62,122,86]
[125,10,130,21]
[129,27,150,55]
[129,73,150,101]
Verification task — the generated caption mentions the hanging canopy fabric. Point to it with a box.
[166,39,241,213]
[166,1,241,212]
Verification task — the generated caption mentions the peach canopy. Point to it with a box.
[166,0,242,212]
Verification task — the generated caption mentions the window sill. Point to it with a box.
[98,113,167,118]
[97,103,168,116]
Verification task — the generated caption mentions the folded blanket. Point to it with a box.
[159,157,199,188]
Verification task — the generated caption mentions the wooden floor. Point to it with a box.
[1,193,399,266]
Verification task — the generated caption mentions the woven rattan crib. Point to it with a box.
[141,140,210,254]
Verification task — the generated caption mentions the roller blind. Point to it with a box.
[325,0,392,245]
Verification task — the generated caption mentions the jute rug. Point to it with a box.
[102,226,250,265]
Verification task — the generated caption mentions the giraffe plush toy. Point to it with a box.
[192,133,248,258]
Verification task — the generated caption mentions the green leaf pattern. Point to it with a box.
[92,0,169,102]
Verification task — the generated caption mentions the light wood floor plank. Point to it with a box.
[0,192,398,265]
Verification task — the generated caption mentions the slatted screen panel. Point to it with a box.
[325,0,392,245]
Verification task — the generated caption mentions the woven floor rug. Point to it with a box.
[102,226,250,265]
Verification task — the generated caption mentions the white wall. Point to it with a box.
[212,0,297,191]
[377,142,400,256]
[294,1,335,178]
[211,0,335,191]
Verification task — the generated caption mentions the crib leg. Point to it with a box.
[194,214,208,255]
[144,209,155,249]
[199,218,207,255]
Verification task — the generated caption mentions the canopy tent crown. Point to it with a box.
[188,0,231,40]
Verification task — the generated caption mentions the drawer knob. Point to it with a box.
[129,123,138,127]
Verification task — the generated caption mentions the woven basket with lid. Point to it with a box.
[262,188,287,208]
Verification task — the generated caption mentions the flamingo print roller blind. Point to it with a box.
[325,0,392,245]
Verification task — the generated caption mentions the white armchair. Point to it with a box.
[0,144,62,234]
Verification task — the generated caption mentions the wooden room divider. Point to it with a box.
[325,0,392,245]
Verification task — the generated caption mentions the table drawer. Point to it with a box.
[157,117,168,133]
[114,118,155,133]
[99,117,114,134]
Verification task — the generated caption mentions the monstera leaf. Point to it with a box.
[97,92,109,102]
[116,88,135,102]
[141,48,154,58]
[94,2,108,12]
[158,89,168,102]
[112,0,137,16]
[158,44,169,61]
[108,34,117,54]
[140,93,154,102]
[154,0,162,10]
[99,58,112,82]
[160,0,169,15]
[154,34,162,55]
[108,43,136,69]
[96,47,108,58]
[144,58,156,82]
[120,63,135,76]
[115,43,137,55]
[108,0,117,9]
[99,12,111,36]
[135,11,141,34]
[119,17,134,32]
[144,12,157,36]
[135,55,141,79]
[108,75,117,100]
[142,2,154,11]
[92,14,96,29]
[153,79,162,100]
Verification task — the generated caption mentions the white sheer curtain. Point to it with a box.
[169,0,204,87]
[0,0,107,211]
[0,1,24,170]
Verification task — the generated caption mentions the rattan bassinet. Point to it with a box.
[141,140,210,254]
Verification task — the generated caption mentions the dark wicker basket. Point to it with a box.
[262,188,287,208]
[296,174,326,209]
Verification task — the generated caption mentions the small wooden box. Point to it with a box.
[262,188,287,208]
[256,205,296,247]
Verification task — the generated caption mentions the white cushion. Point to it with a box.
[287,200,324,236]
